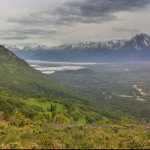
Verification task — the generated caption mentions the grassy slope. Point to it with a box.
[0,45,102,123]
[0,45,99,110]
[0,112,150,149]
[0,45,79,98]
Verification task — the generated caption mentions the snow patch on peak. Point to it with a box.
[3,44,20,51]
[128,33,150,51]
[23,44,50,51]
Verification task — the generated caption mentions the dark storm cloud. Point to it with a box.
[7,0,150,26]
[52,0,150,25]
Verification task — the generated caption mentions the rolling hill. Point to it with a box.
[0,44,102,122]
[0,44,76,97]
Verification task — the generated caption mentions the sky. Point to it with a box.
[0,0,150,47]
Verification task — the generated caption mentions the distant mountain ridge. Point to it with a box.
[4,39,128,51]
[4,33,150,62]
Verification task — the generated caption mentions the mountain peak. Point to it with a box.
[125,33,150,51]
[133,33,150,40]
[23,44,50,51]
[3,44,20,52]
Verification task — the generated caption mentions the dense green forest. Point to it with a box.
[0,45,150,149]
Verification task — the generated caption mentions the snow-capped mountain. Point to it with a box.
[4,40,128,52]
[5,33,150,52]
[50,40,127,51]
[3,44,20,52]
[101,40,127,50]
[4,33,150,62]
[123,33,150,51]
[51,34,149,51]
[23,44,50,51]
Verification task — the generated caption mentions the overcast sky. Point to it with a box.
[0,0,150,46]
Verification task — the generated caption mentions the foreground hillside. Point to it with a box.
[0,92,150,149]
[0,45,55,96]
[0,45,82,99]
[0,112,150,149]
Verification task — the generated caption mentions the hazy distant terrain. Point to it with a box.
[28,60,150,121]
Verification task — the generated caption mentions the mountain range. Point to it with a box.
[4,33,150,62]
